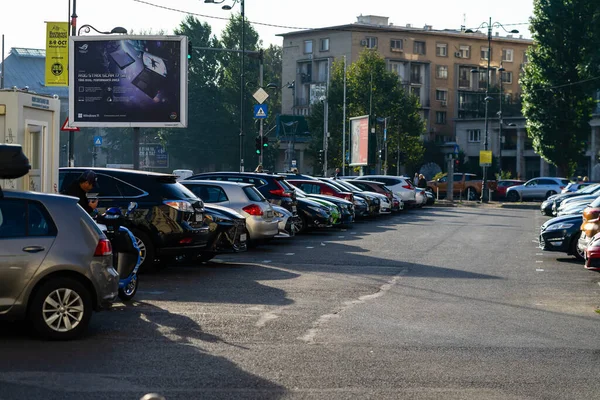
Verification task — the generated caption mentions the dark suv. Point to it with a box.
[186,172,298,216]
[59,168,211,270]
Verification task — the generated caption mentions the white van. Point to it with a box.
[173,169,193,182]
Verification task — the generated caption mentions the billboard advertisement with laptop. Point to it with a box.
[68,35,188,128]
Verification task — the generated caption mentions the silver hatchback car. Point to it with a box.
[506,177,570,201]
[182,181,279,241]
[0,190,119,340]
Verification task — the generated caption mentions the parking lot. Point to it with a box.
[2,205,600,400]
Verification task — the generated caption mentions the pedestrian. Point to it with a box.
[333,168,341,179]
[413,172,419,187]
[255,164,264,173]
[417,174,427,189]
[291,167,299,174]
[583,176,589,182]
[63,170,99,216]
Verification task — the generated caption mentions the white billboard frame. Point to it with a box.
[69,35,188,128]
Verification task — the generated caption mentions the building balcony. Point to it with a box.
[410,75,423,84]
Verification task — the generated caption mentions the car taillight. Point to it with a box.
[344,193,354,202]
[402,185,412,189]
[243,204,264,216]
[269,189,291,197]
[94,239,112,256]
[163,200,194,212]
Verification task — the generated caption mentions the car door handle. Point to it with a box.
[22,246,45,253]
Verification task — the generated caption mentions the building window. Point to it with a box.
[319,38,329,52]
[523,51,529,64]
[458,66,471,88]
[389,61,406,82]
[435,111,446,124]
[436,65,448,79]
[480,46,490,60]
[459,45,470,59]
[502,48,514,62]
[501,71,513,84]
[303,40,313,54]
[365,37,378,49]
[390,39,403,51]
[436,43,447,57]
[410,64,422,84]
[414,41,426,55]
[435,90,447,101]
[411,87,421,103]
[468,129,481,142]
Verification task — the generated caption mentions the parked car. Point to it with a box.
[187,172,298,217]
[562,181,595,194]
[505,177,570,201]
[414,188,428,207]
[348,180,393,203]
[292,188,342,225]
[271,204,297,237]
[353,175,417,207]
[495,179,526,200]
[557,199,593,217]
[287,179,354,202]
[200,204,248,262]
[391,193,404,211]
[59,168,209,271]
[584,232,600,271]
[327,179,389,215]
[542,184,600,216]
[291,185,355,225]
[181,180,279,242]
[426,173,496,201]
[539,214,585,261]
[0,189,119,339]
[555,195,598,216]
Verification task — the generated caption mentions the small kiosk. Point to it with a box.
[0,89,61,193]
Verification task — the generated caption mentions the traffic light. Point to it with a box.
[378,149,383,159]
[318,150,324,164]
[255,136,262,154]
[187,40,193,60]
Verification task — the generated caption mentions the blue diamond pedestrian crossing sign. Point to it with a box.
[93,136,103,146]
[253,104,268,119]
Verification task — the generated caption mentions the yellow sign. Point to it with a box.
[45,22,69,87]
[479,150,493,166]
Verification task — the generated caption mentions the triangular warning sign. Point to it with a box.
[61,117,80,132]
[94,138,102,145]
[256,107,266,117]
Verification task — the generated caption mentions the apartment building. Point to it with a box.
[278,15,533,143]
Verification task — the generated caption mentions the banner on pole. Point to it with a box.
[45,22,69,87]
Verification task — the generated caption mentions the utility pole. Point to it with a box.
[68,0,77,167]
[323,57,330,176]
[258,52,264,166]
[342,55,347,176]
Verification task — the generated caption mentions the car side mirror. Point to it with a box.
[127,202,138,213]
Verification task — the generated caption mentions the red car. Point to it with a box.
[495,179,526,199]
[584,232,600,271]
[287,179,354,202]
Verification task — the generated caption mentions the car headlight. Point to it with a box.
[308,205,325,213]
[354,199,367,206]
[545,223,574,231]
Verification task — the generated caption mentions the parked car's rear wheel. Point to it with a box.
[296,215,308,234]
[130,229,155,272]
[467,188,479,201]
[545,190,557,199]
[29,277,92,340]
[571,231,585,261]
[118,276,138,301]
[507,191,520,202]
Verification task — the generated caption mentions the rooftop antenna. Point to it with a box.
[461,13,466,32]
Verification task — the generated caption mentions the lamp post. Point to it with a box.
[77,25,127,35]
[205,0,245,171]
[465,18,518,202]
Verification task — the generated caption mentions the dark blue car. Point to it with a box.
[539,214,584,260]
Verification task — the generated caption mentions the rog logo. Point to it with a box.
[78,44,89,50]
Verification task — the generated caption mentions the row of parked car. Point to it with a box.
[539,182,600,270]
[1,146,433,340]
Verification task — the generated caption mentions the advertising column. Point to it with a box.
[45,22,69,87]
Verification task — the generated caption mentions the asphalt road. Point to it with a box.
[1,205,600,400]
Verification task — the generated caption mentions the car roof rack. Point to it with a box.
[0,144,31,198]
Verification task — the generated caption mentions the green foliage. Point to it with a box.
[307,50,425,173]
[521,0,600,176]
[432,172,446,181]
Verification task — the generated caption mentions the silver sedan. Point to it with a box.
[181,180,279,241]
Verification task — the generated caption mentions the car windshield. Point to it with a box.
[278,179,296,192]
[580,184,600,194]
[161,182,200,201]
[338,181,363,192]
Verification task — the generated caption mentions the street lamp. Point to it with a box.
[376,117,389,175]
[77,25,127,35]
[205,0,246,171]
[465,18,518,202]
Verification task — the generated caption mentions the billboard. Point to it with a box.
[350,115,369,166]
[45,22,69,87]
[140,144,169,169]
[69,35,188,128]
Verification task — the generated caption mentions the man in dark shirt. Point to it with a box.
[64,170,99,215]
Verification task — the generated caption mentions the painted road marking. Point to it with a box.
[306,246,314,249]
[262,260,272,263]
[536,268,544,272]
[285,253,295,256]
[536,260,543,263]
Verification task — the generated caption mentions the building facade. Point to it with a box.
[279,15,533,143]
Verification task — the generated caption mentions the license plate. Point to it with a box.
[240,233,247,242]
[292,206,297,212]
[195,213,203,222]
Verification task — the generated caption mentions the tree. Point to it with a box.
[307,50,425,174]
[521,0,600,176]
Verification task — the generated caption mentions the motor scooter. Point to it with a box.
[96,202,141,301]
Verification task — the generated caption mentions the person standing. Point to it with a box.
[333,168,341,179]
[255,164,264,173]
[413,172,419,187]
[417,174,428,189]
[63,170,99,216]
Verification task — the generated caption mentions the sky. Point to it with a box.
[1,0,535,56]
